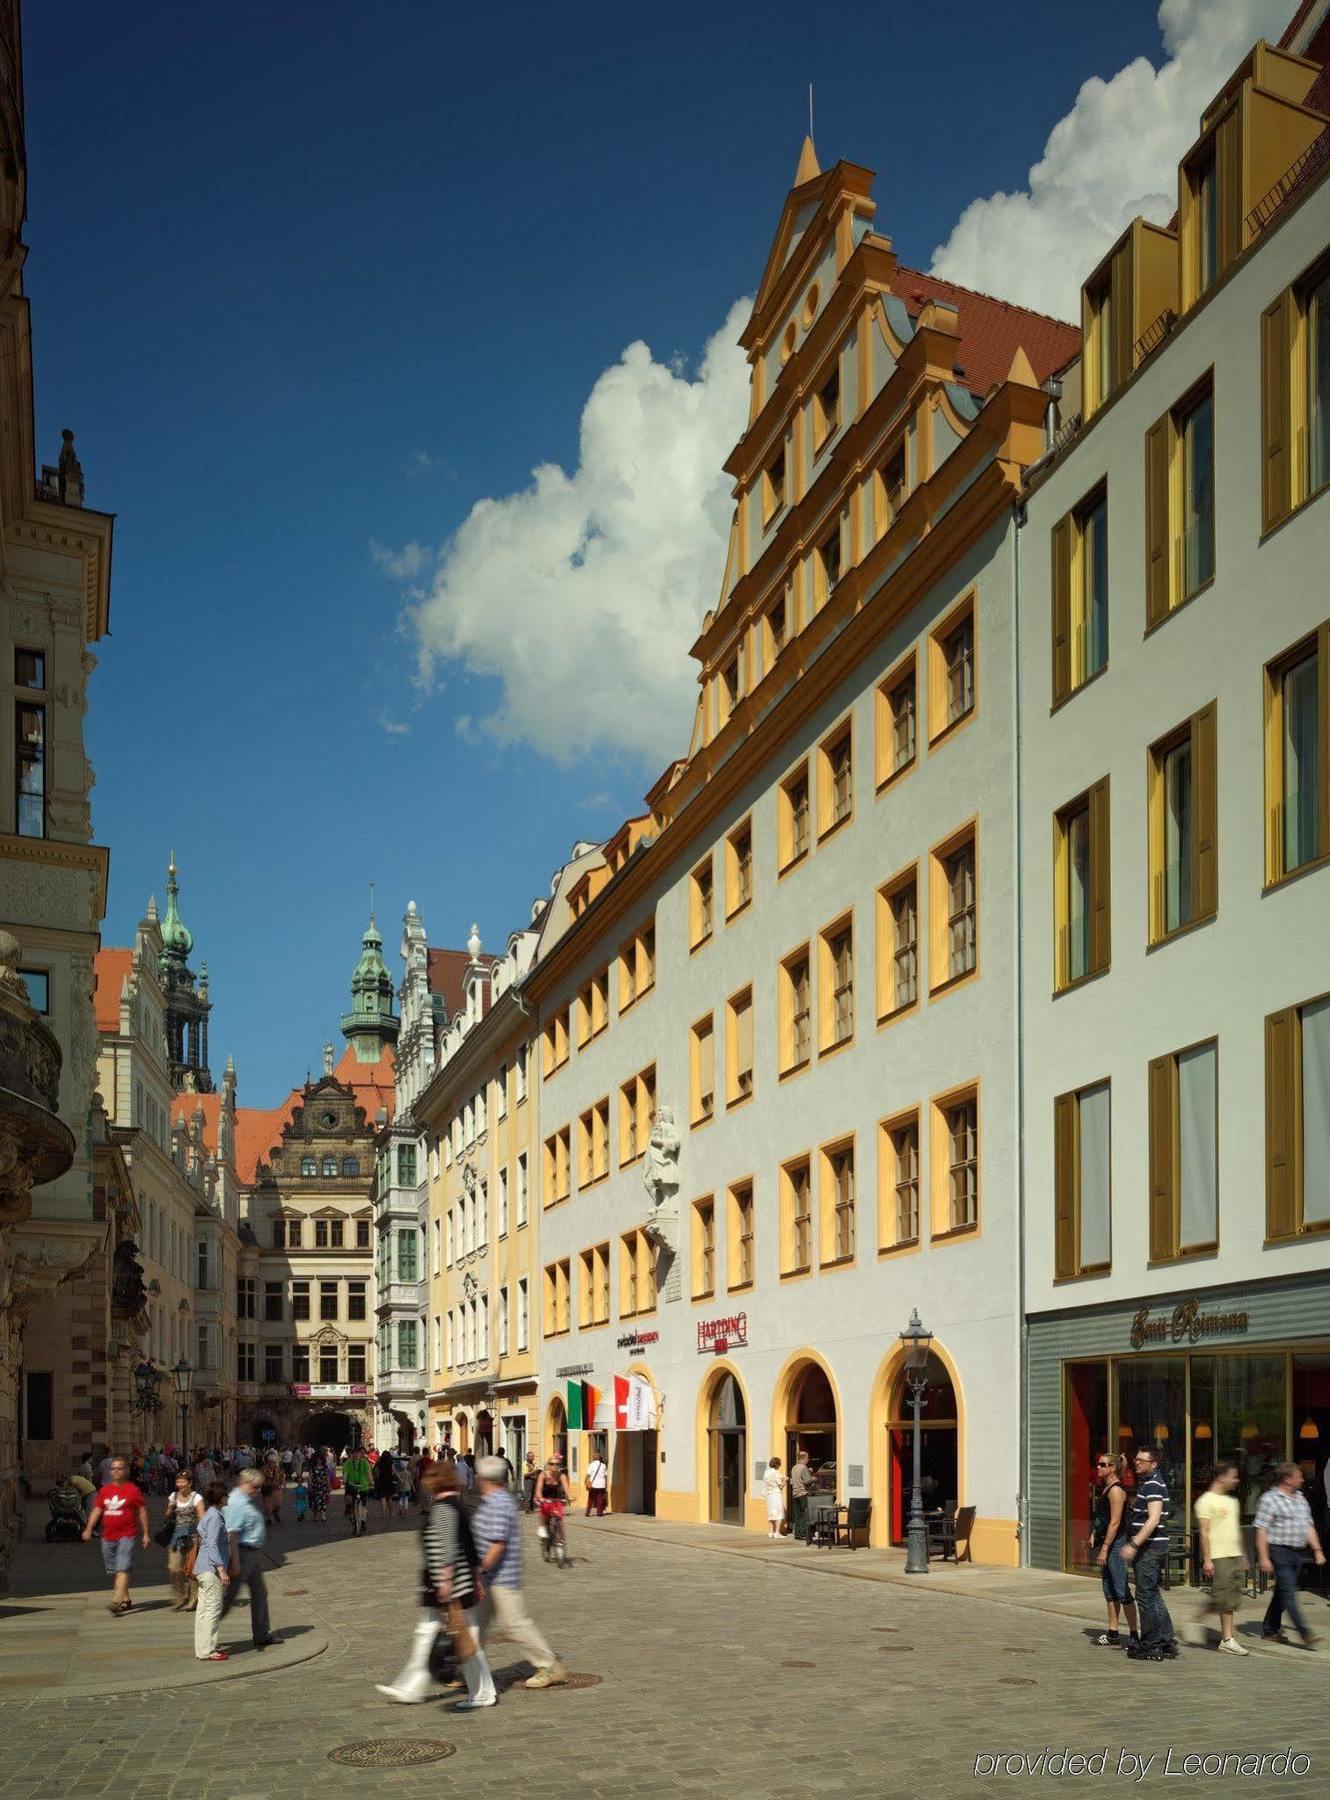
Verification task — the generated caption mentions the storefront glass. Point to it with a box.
[1292,1352,1330,1532]
[1189,1354,1285,1524]
[1116,1356,1187,1524]
[1064,1362,1108,1573]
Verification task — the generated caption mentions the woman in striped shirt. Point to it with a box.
[376,1463,497,1708]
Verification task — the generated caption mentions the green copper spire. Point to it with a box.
[339,910,400,1064]
[159,851,194,963]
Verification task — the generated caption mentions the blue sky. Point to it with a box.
[20,1,1249,1104]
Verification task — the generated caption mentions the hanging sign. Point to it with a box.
[613,1373,657,1430]
[697,1312,748,1355]
[1129,1296,1249,1349]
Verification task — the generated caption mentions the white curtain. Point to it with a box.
[1302,998,1330,1225]
[1078,1082,1111,1267]
[1178,1043,1217,1248]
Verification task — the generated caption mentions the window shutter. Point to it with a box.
[1090,777,1111,975]
[1216,109,1242,271]
[1261,292,1292,532]
[1265,1007,1299,1241]
[1112,241,1134,383]
[1051,512,1073,705]
[1054,1092,1078,1278]
[1145,415,1170,627]
[1148,1055,1176,1261]
[1192,702,1218,920]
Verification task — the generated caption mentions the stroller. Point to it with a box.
[46,1479,86,1542]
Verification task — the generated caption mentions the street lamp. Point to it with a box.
[171,1358,194,1461]
[132,1357,163,1418]
[899,1309,934,1575]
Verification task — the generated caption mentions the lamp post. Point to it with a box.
[171,1358,194,1463]
[132,1357,163,1421]
[899,1309,933,1575]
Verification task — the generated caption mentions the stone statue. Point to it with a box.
[641,1105,681,1250]
[111,1238,147,1322]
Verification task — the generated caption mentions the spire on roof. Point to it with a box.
[794,133,820,187]
[1006,345,1038,388]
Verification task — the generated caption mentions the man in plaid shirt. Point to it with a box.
[1254,1462,1325,1648]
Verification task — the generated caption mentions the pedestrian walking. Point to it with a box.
[1255,1462,1325,1649]
[165,1469,205,1612]
[1091,1452,1139,1649]
[343,1444,373,1534]
[473,1456,568,1686]
[395,1456,414,1518]
[584,1451,608,1517]
[763,1456,786,1540]
[309,1447,330,1521]
[221,1468,277,1651]
[376,1462,497,1709]
[261,1451,284,1524]
[193,1482,232,1661]
[293,1478,309,1523]
[82,1456,150,1614]
[375,1445,398,1520]
[522,1450,539,1513]
[1194,1460,1249,1655]
[789,1450,816,1543]
[1117,1447,1177,1661]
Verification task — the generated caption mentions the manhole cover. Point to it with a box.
[495,1669,603,1694]
[781,1660,817,1668]
[999,1678,1036,1687]
[328,1740,456,1768]
[539,1671,602,1691]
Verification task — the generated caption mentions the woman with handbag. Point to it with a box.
[376,1462,497,1709]
[163,1468,205,1611]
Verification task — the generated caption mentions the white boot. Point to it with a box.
[454,1648,498,1709]
[375,1619,438,1703]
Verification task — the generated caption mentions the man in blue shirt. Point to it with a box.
[1119,1447,1177,1662]
[221,1469,276,1650]
[473,1456,566,1688]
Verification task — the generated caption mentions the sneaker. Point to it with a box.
[1093,1632,1121,1647]
[1217,1638,1249,1656]
[524,1660,569,1689]
[453,1694,498,1710]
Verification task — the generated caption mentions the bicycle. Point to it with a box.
[538,1499,567,1566]
[348,1490,370,1536]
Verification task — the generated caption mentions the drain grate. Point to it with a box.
[328,1740,456,1768]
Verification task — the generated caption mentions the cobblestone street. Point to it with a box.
[2,1508,1328,1799]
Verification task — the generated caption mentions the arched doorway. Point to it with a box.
[545,1395,567,1468]
[308,1410,354,1454]
[706,1371,747,1525]
[886,1353,959,1544]
[784,1361,838,1489]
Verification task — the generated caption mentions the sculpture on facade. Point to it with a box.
[641,1105,680,1252]
[111,1238,148,1322]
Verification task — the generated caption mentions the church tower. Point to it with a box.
[340,913,400,1064]
[158,853,213,1093]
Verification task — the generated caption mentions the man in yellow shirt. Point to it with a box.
[1194,1461,1248,1656]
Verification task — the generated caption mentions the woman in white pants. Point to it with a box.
[193,1482,231,1661]
[376,1462,496,1709]
[763,1456,787,1540]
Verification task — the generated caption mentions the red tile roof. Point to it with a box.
[426,946,497,1021]
[893,267,1081,395]
[93,948,134,1033]
[170,1091,222,1154]
[334,1042,396,1129]
[234,1095,302,1186]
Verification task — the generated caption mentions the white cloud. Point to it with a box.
[930,0,1293,319]
[386,299,751,768]
[371,538,432,581]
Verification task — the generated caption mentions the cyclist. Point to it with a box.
[342,1444,373,1536]
[536,1458,572,1564]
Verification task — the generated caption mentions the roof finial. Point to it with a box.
[369,879,376,928]
[794,127,820,187]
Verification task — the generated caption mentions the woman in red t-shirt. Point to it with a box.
[82,1455,150,1613]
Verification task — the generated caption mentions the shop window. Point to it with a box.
[1148,705,1217,942]
[1266,992,1330,1241]
[689,856,714,950]
[1146,375,1215,625]
[929,822,977,992]
[778,761,811,872]
[726,987,754,1106]
[879,1110,920,1252]
[1148,1039,1218,1260]
[877,864,918,1021]
[876,652,917,789]
[928,595,976,744]
[1264,625,1328,885]
[818,913,854,1052]
[817,719,853,838]
[778,944,812,1076]
[1051,484,1109,706]
[780,1155,813,1276]
[1054,780,1110,990]
[819,1137,856,1266]
[728,1180,755,1291]
[690,1014,715,1126]
[1053,1081,1112,1279]
[692,1197,716,1300]
[930,1084,979,1239]
[725,818,753,919]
